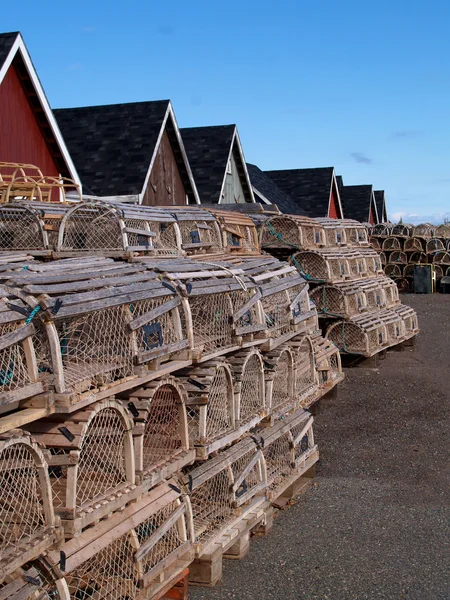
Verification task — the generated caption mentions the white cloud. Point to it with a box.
[389,211,450,225]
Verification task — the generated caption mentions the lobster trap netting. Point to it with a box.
[177,220,222,254]
[66,533,138,600]
[0,205,46,251]
[292,252,328,281]
[263,431,292,493]
[309,286,346,317]
[409,252,427,264]
[293,338,316,402]
[261,291,291,338]
[385,264,402,278]
[142,385,184,470]
[271,351,293,411]
[230,446,263,503]
[130,297,184,358]
[372,223,392,236]
[0,321,34,395]
[135,500,186,574]
[392,224,413,237]
[187,468,233,544]
[435,265,444,279]
[426,239,445,254]
[382,237,402,251]
[238,354,264,422]
[435,224,450,238]
[369,236,382,251]
[389,251,407,264]
[0,441,47,557]
[403,265,415,277]
[76,408,129,508]
[260,217,301,250]
[188,294,233,353]
[404,238,424,252]
[395,278,410,293]
[290,421,314,464]
[379,252,387,265]
[432,251,450,265]
[59,204,123,252]
[230,290,263,336]
[385,319,404,345]
[348,227,369,246]
[54,306,134,392]
[413,223,435,238]
[204,366,234,439]
[326,321,367,354]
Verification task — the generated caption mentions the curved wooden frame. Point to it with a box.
[385,263,402,278]
[0,562,69,599]
[260,214,326,252]
[391,224,413,237]
[121,376,195,485]
[426,238,445,254]
[435,224,450,238]
[0,203,50,254]
[371,223,392,236]
[409,252,427,264]
[208,209,260,255]
[229,348,266,429]
[382,237,402,251]
[26,398,137,535]
[312,336,344,394]
[388,251,408,264]
[412,223,435,238]
[289,335,318,408]
[168,208,223,256]
[0,433,62,578]
[263,346,295,415]
[432,251,450,265]
[404,237,424,252]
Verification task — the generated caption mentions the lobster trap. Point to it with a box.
[357,247,384,276]
[409,252,428,264]
[0,203,57,256]
[259,214,326,255]
[46,481,194,600]
[263,346,295,415]
[56,200,182,258]
[379,252,387,266]
[182,437,267,556]
[207,209,260,255]
[255,408,318,502]
[432,251,450,265]
[385,263,402,278]
[228,348,266,429]
[0,299,44,411]
[289,335,319,408]
[391,224,413,237]
[388,251,408,264]
[435,224,450,238]
[382,237,402,251]
[316,218,368,248]
[404,237,424,252]
[25,398,137,535]
[0,561,69,599]
[369,236,382,251]
[6,259,190,408]
[292,248,368,283]
[390,305,419,338]
[413,223,435,238]
[168,208,223,255]
[426,238,445,254]
[0,432,62,579]
[121,377,195,486]
[176,359,237,460]
[135,257,265,361]
[312,335,344,393]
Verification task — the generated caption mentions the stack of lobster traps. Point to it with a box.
[0,182,346,595]
[369,222,450,291]
[257,216,419,358]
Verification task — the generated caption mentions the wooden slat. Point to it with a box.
[129,297,181,331]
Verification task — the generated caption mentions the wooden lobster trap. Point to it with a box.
[263,346,296,416]
[316,218,368,248]
[134,257,265,362]
[207,209,260,255]
[391,224,413,237]
[259,214,326,255]
[326,310,402,356]
[382,237,402,251]
[168,208,223,256]
[379,252,387,266]
[0,294,46,412]
[45,480,194,600]
[378,276,400,307]
[5,259,191,410]
[0,560,69,599]
[384,263,402,278]
[390,305,419,339]
[357,247,383,276]
[0,203,55,256]
[432,251,450,265]
[404,237,424,252]
[120,377,196,486]
[369,236,382,251]
[394,277,411,293]
[56,201,182,258]
[309,282,367,319]
[288,335,319,408]
[182,437,267,558]
[0,432,63,580]
[426,238,445,254]
[371,223,392,237]
[254,409,318,502]
[413,223,435,238]
[409,252,427,264]
[388,251,408,265]
[176,359,239,460]
[228,348,267,430]
[435,224,450,238]
[291,248,368,284]
[312,335,344,393]
[25,398,138,536]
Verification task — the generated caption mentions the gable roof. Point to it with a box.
[0,31,80,186]
[54,100,199,202]
[263,167,342,218]
[342,184,378,223]
[180,125,254,204]
[374,190,387,222]
[246,163,307,215]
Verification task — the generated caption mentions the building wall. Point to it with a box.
[221,150,247,204]
[142,129,187,206]
[0,65,60,178]
[369,204,375,225]
[328,183,340,219]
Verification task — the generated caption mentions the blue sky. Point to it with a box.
[3,0,450,222]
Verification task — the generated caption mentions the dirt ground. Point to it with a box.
[190,294,450,600]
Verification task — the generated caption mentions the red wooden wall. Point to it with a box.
[369,204,375,225]
[0,65,60,178]
[328,183,341,219]
[142,129,187,206]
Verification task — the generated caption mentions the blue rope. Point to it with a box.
[26,306,41,325]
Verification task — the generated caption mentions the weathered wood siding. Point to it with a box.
[0,65,60,178]
[328,183,340,219]
[221,151,247,204]
[142,129,187,206]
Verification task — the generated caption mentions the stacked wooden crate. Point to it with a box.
[0,201,345,595]
[257,215,419,358]
[369,222,450,291]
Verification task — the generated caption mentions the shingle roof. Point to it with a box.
[246,163,307,215]
[263,167,334,217]
[0,32,18,70]
[374,190,387,222]
[341,185,374,222]
[180,125,253,204]
[55,100,195,198]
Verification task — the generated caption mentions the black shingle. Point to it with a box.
[0,32,18,70]
[246,163,307,215]
[54,101,192,198]
[263,167,334,217]
[342,185,374,223]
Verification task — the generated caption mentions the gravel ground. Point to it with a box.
[190,294,450,600]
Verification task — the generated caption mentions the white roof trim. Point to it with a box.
[370,189,379,224]
[218,128,255,204]
[138,102,200,205]
[251,185,272,205]
[0,33,82,191]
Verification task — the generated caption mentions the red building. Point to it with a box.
[0,32,80,191]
